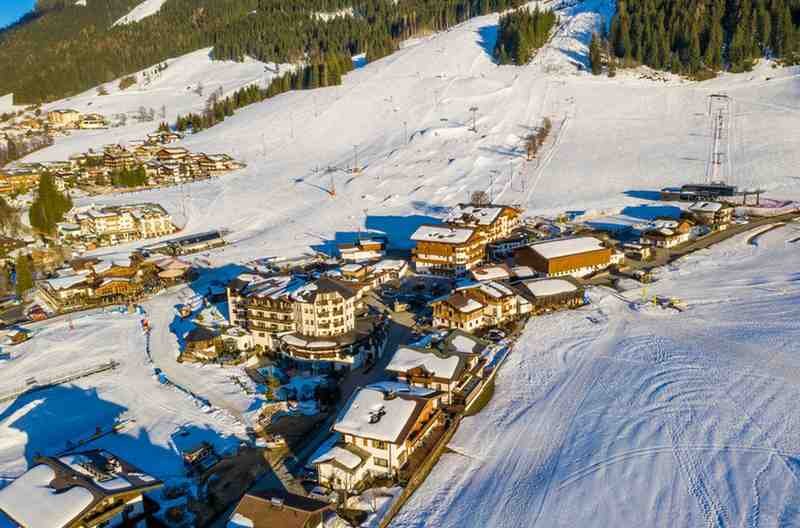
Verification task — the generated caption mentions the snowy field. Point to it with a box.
[0,309,248,480]
[20,0,799,265]
[391,224,800,527]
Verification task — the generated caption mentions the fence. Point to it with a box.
[0,360,120,404]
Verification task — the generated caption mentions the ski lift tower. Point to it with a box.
[705,94,732,185]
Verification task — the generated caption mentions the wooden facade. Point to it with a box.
[412,229,484,276]
[515,240,612,277]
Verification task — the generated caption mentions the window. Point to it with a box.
[372,439,386,450]
[373,457,389,468]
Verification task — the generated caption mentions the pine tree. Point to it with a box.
[14,255,33,297]
[589,32,603,75]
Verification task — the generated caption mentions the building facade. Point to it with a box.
[411,225,484,276]
[514,237,612,278]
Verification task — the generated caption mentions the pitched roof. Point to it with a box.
[435,292,484,314]
[385,346,466,381]
[229,490,332,528]
[334,386,436,443]
[527,237,607,260]
[0,450,161,528]
[185,325,220,342]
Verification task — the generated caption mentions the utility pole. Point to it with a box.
[353,144,360,173]
[469,106,478,133]
[403,121,408,145]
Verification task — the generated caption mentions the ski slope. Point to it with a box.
[20,0,799,266]
[392,223,800,528]
[113,0,168,26]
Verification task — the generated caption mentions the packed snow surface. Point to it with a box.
[392,226,800,527]
[113,0,168,26]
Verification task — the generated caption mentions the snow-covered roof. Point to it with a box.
[689,201,724,213]
[522,278,579,298]
[471,265,511,282]
[438,292,484,313]
[411,225,476,245]
[45,273,90,290]
[511,266,537,279]
[58,453,153,491]
[477,281,515,299]
[341,263,363,273]
[242,275,307,300]
[444,331,487,355]
[370,259,407,272]
[446,204,505,226]
[91,260,113,274]
[228,512,255,528]
[0,464,94,528]
[311,445,364,470]
[386,347,462,380]
[334,387,429,443]
[529,237,607,260]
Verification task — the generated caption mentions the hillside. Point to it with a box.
[2,0,800,525]
[0,0,526,103]
[392,220,800,528]
[20,0,800,266]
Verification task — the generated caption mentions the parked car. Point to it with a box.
[486,329,506,342]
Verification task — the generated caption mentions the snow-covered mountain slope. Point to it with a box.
[113,0,168,26]
[24,0,800,267]
[392,223,800,528]
[35,47,283,149]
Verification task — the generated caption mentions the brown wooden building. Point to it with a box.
[514,237,612,278]
[411,225,484,276]
[228,489,333,528]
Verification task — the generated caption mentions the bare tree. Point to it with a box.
[470,190,491,206]
[525,134,538,160]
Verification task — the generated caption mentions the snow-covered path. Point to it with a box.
[392,228,800,527]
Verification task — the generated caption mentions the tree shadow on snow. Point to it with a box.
[0,378,249,486]
[476,24,499,62]
[308,214,442,256]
